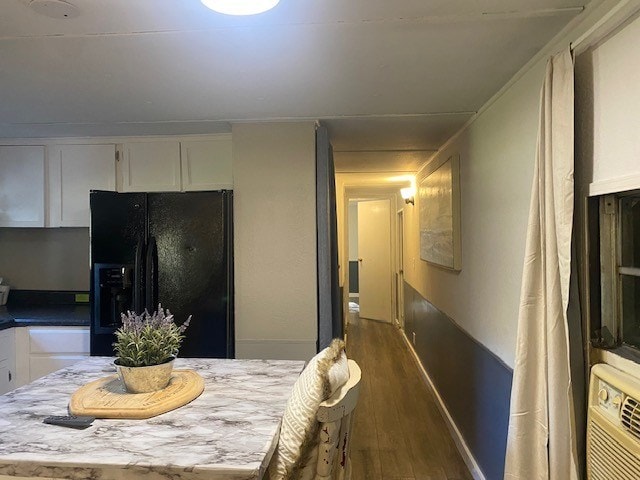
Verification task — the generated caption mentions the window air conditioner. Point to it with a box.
[587,363,640,479]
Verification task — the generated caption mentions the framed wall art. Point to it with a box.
[419,154,461,270]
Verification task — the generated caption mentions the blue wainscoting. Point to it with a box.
[348,261,359,293]
[403,281,513,480]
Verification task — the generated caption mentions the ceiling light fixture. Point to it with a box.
[200,0,280,16]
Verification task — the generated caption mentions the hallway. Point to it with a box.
[347,314,472,480]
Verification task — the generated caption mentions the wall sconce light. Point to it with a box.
[401,187,415,205]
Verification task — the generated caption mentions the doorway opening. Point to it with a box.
[346,195,395,324]
[347,201,360,316]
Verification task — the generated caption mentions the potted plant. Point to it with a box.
[113,305,191,393]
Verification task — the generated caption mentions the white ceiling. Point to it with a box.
[0,0,588,171]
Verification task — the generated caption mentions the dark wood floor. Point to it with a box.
[346,313,473,480]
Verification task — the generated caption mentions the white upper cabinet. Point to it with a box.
[181,136,233,191]
[0,146,45,227]
[119,136,232,193]
[49,144,117,227]
[121,141,181,192]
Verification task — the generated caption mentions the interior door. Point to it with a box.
[357,199,392,322]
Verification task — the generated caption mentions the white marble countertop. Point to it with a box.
[0,357,305,480]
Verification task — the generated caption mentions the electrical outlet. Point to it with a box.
[412,332,416,345]
[75,293,89,303]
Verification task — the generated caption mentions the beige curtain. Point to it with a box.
[504,48,580,480]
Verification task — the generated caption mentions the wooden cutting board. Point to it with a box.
[69,370,204,419]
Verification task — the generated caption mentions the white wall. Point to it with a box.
[575,10,640,377]
[0,227,89,290]
[590,13,640,192]
[401,0,636,368]
[232,122,318,360]
[403,63,542,367]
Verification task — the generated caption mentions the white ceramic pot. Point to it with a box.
[115,358,175,393]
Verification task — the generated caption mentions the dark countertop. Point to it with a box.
[0,305,90,331]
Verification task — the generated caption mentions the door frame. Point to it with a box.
[356,198,393,323]
[396,209,405,330]
[342,187,398,328]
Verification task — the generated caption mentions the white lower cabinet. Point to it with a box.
[0,329,16,395]
[14,326,90,385]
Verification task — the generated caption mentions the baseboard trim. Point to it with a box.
[401,330,486,480]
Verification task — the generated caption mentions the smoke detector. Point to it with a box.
[29,0,79,19]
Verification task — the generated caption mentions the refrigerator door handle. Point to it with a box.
[145,236,158,311]
[134,238,145,313]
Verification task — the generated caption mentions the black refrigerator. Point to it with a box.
[89,190,234,358]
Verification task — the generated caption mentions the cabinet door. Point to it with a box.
[121,141,181,192]
[29,356,88,383]
[0,366,10,395]
[181,136,233,191]
[0,146,45,227]
[51,144,117,227]
[28,327,89,382]
[0,329,16,395]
